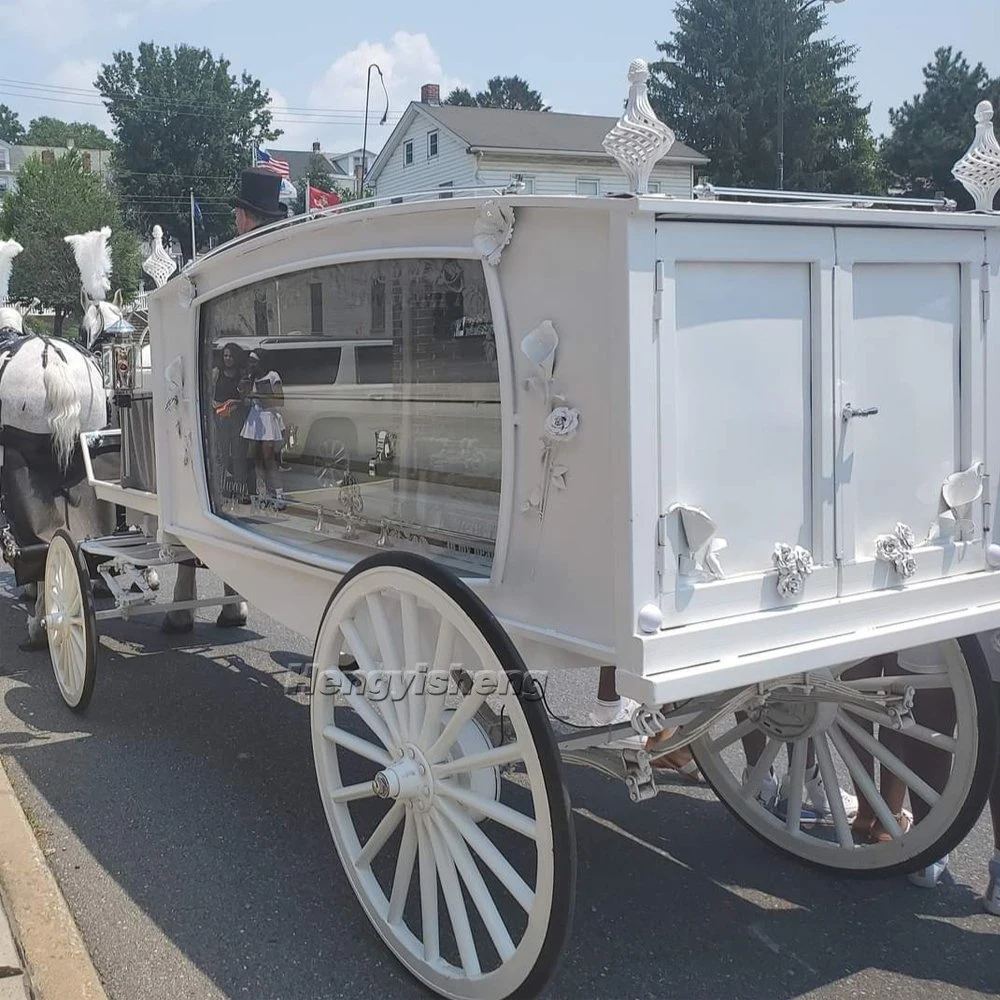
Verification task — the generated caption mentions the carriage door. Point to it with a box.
[656,222,838,626]
[834,228,988,595]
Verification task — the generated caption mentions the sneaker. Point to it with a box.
[984,857,1000,915]
[776,763,859,823]
[742,765,780,810]
[907,855,949,889]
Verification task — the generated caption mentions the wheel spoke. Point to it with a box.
[434,742,525,779]
[841,704,957,753]
[428,689,488,764]
[418,618,455,750]
[431,811,516,962]
[836,711,941,809]
[387,809,418,926]
[322,668,394,751]
[416,814,440,963]
[743,738,782,802]
[426,811,481,976]
[366,593,409,740]
[340,618,405,750]
[436,798,535,913]
[400,592,422,739]
[813,733,854,849]
[438,783,537,840]
[828,723,904,839]
[785,739,807,835]
[330,780,378,804]
[707,717,755,754]
[356,801,405,868]
[323,724,392,768]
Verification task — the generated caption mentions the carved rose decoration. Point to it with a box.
[874,522,918,579]
[773,543,814,599]
[543,406,580,442]
[473,200,515,266]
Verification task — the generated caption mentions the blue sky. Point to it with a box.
[0,0,997,156]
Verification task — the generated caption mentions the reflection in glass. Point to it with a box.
[199,258,501,575]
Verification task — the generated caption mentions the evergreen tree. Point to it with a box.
[648,0,880,192]
[445,76,549,111]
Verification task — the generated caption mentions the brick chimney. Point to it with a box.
[312,141,321,153]
[420,84,440,105]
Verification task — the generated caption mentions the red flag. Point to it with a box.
[308,186,341,211]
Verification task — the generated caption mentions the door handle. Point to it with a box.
[842,403,879,422]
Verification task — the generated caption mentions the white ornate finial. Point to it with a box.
[602,58,676,196]
[952,100,1000,213]
[142,225,178,289]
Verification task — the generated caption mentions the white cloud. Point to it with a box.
[297,32,463,155]
[43,60,113,135]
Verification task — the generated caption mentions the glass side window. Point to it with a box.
[199,258,501,576]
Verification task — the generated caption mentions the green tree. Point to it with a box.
[23,116,113,149]
[648,0,880,193]
[0,151,139,337]
[882,47,999,206]
[444,76,550,111]
[96,42,280,260]
[0,104,25,143]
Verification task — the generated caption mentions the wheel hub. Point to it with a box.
[372,746,433,806]
[754,684,838,740]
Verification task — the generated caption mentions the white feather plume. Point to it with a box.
[64,227,112,302]
[0,239,23,302]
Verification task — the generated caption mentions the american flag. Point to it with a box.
[256,149,290,179]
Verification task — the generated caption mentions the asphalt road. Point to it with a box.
[1,563,998,1000]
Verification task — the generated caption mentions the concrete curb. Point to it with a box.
[0,757,109,1000]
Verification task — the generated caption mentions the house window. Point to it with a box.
[0,150,7,171]
[41,150,55,165]
[439,181,453,200]
[310,282,323,334]
[404,140,414,167]
[428,131,439,158]
[81,152,92,172]
[648,181,661,194]
[576,178,599,196]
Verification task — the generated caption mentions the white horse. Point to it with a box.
[0,329,111,644]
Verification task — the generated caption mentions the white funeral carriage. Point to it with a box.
[40,66,1000,1000]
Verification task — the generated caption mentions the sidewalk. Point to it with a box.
[0,757,109,1000]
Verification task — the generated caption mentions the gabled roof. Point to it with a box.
[266,148,349,180]
[367,102,708,184]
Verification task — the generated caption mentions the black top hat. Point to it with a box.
[231,167,285,220]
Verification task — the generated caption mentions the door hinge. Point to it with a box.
[984,472,992,538]
[983,263,992,325]
[656,512,668,581]
[653,259,664,325]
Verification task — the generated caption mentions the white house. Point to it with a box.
[0,140,112,196]
[0,139,14,197]
[367,84,708,200]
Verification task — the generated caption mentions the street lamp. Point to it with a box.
[360,63,389,197]
[777,0,846,190]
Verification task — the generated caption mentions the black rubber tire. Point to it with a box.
[691,634,999,879]
[313,551,577,1000]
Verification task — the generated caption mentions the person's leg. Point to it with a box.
[162,560,197,633]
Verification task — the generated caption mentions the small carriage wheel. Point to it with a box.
[690,636,998,877]
[311,552,575,1000]
[43,530,97,712]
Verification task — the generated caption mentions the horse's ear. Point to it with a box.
[112,288,124,311]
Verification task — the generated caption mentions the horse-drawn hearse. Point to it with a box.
[4,61,1000,1000]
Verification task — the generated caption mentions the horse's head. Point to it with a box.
[81,291,132,351]
[0,305,23,334]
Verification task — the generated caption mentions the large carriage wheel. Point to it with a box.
[311,553,575,1000]
[690,636,998,877]
[43,530,98,712]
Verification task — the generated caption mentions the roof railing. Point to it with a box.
[692,182,958,212]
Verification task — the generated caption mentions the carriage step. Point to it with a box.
[80,533,193,567]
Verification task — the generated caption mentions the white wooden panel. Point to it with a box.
[655,222,837,626]
[835,228,988,595]
[476,157,693,198]
[675,261,813,574]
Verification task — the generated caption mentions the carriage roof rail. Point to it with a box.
[692,182,958,212]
